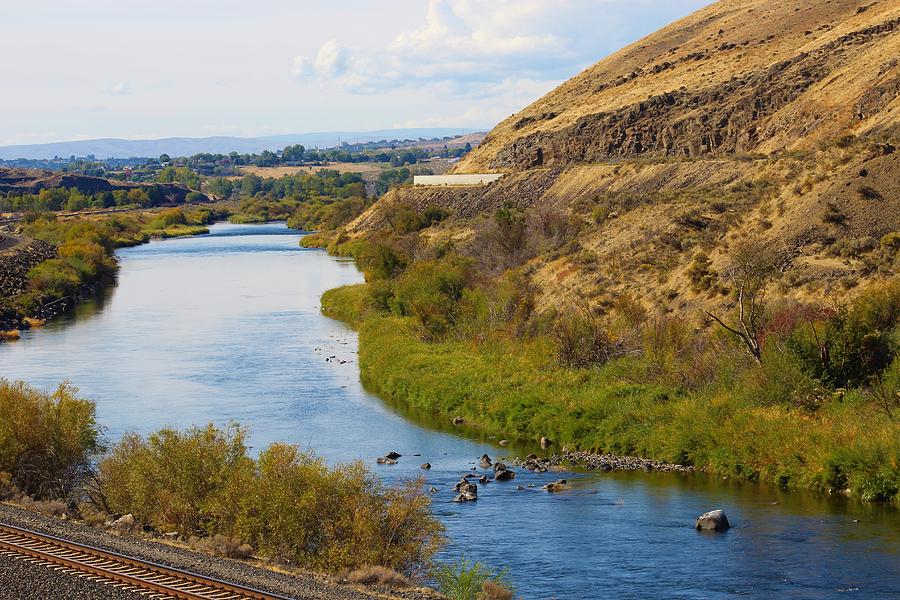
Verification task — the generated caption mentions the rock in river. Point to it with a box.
[479,454,493,468]
[544,479,569,493]
[376,456,398,465]
[420,462,431,470]
[453,479,478,502]
[494,468,516,481]
[384,451,402,460]
[695,509,731,532]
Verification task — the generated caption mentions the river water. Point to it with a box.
[1,223,898,599]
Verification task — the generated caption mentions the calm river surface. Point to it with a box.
[2,223,898,599]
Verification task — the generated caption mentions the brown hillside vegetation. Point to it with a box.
[345,0,899,314]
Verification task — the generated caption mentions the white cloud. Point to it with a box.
[291,0,595,95]
[106,81,133,96]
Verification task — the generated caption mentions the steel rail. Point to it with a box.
[0,522,296,600]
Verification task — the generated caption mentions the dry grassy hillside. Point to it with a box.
[460,0,900,171]
[344,0,899,315]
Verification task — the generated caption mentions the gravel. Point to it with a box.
[0,552,145,600]
[508,449,696,474]
[0,503,441,600]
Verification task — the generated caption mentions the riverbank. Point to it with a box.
[0,209,215,334]
[321,282,900,505]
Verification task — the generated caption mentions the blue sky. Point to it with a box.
[0,0,712,145]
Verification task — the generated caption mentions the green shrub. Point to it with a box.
[383,204,446,234]
[788,282,900,387]
[96,424,443,573]
[27,260,81,298]
[0,380,101,498]
[236,444,442,573]
[432,558,512,600]
[392,255,474,339]
[358,238,409,281]
[146,208,188,229]
[96,424,253,535]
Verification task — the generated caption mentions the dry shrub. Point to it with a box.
[553,304,635,369]
[346,565,411,589]
[480,580,515,600]
[189,534,253,559]
[78,504,108,527]
[14,496,70,517]
[0,471,22,501]
[33,499,69,517]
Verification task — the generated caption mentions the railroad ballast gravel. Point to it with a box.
[0,503,439,600]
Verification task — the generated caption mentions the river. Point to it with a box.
[1,223,898,599]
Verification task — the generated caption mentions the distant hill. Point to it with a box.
[0,167,212,204]
[0,129,481,160]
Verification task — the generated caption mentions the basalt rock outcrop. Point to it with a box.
[460,0,900,173]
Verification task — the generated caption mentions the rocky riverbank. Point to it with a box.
[0,238,58,331]
[0,237,56,298]
[507,449,695,474]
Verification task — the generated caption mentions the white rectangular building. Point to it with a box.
[413,174,504,186]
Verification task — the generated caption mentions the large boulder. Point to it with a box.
[111,513,137,532]
[695,510,731,532]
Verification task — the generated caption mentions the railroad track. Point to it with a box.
[0,522,296,599]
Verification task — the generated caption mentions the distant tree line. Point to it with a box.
[0,186,204,212]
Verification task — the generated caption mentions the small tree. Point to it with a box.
[706,239,778,362]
